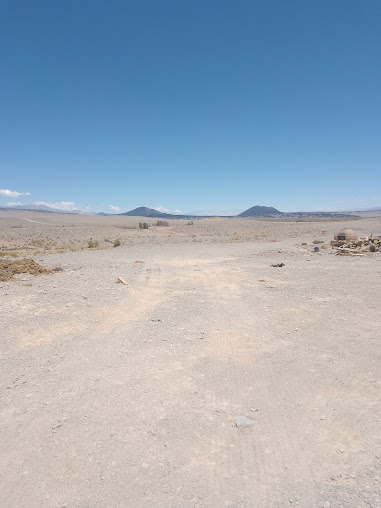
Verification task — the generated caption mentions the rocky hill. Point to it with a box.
[238,205,282,217]
[119,207,170,218]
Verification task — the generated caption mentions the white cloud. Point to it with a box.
[109,204,121,213]
[155,205,171,213]
[34,201,77,211]
[6,201,22,206]
[154,206,183,215]
[0,188,30,197]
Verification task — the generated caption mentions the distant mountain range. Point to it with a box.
[1,203,375,218]
[0,204,81,214]
[113,205,357,219]
[109,205,282,218]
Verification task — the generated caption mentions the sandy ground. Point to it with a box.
[1,212,381,507]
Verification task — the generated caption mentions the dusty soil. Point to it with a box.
[1,211,381,507]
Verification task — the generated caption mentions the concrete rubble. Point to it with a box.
[331,234,381,255]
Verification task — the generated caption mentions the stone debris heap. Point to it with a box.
[331,233,381,255]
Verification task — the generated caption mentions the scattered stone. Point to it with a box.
[235,416,255,427]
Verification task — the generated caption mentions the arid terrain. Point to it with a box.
[1,210,381,507]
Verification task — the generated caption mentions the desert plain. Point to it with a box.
[1,210,380,507]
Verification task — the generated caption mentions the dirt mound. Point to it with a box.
[0,258,51,281]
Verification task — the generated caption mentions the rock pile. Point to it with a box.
[331,235,381,255]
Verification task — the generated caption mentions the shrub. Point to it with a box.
[301,243,307,246]
[313,240,324,244]
[139,223,149,229]
[87,239,99,248]
[156,220,169,227]
[113,238,121,247]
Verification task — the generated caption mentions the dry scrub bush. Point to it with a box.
[87,239,99,248]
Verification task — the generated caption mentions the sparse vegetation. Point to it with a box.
[113,238,121,247]
[119,225,137,230]
[0,251,19,258]
[87,239,99,248]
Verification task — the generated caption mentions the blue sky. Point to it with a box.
[1,0,380,214]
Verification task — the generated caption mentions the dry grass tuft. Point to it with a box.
[0,251,19,258]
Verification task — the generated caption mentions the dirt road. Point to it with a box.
[1,242,380,507]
